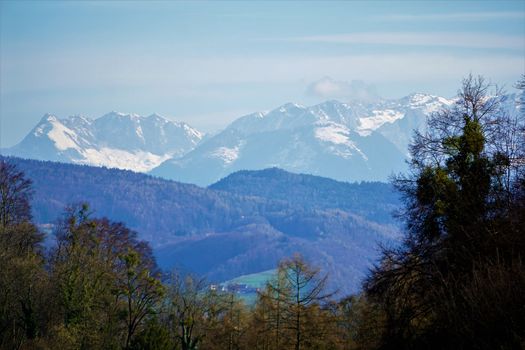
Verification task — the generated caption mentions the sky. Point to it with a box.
[1,0,524,148]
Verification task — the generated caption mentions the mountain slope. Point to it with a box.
[210,167,399,224]
[3,112,202,172]
[151,95,455,185]
[4,156,400,294]
[6,92,519,186]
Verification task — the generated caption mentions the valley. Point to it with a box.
[3,156,401,295]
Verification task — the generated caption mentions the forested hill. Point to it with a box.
[1,156,401,293]
[210,167,400,224]
[3,156,259,242]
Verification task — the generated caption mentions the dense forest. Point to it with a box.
[1,75,524,349]
[2,157,400,237]
[210,168,399,224]
[2,156,399,293]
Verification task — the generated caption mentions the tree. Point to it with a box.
[129,317,174,350]
[336,294,384,350]
[0,160,45,349]
[256,267,292,349]
[0,160,33,228]
[49,204,163,349]
[166,274,223,350]
[257,254,333,350]
[365,75,525,349]
[119,246,165,349]
[200,291,250,350]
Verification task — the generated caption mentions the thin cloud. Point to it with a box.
[306,77,380,102]
[2,51,523,92]
[374,11,525,22]
[285,32,524,50]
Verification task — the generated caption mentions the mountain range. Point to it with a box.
[2,112,202,172]
[3,156,401,294]
[3,93,519,186]
[3,94,455,184]
[152,94,457,185]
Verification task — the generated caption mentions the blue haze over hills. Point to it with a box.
[0,92,521,293]
[2,156,401,295]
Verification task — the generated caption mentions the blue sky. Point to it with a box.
[1,1,524,147]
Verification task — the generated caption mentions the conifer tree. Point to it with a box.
[365,75,525,349]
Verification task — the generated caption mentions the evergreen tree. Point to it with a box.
[365,75,525,349]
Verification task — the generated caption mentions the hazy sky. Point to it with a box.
[1,0,524,147]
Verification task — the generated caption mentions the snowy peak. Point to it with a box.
[40,113,58,122]
[5,112,203,172]
[277,102,306,113]
[146,113,171,124]
[400,93,454,113]
[310,100,360,127]
[9,91,516,186]
[354,93,454,137]
[33,116,82,151]
[227,100,360,136]
[150,92,480,186]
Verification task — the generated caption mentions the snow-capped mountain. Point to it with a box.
[7,92,517,184]
[3,112,203,172]
[150,94,455,185]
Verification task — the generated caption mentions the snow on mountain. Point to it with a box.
[355,93,455,156]
[3,112,203,172]
[357,109,404,136]
[8,92,516,184]
[151,94,457,186]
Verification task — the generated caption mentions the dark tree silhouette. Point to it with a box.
[0,160,33,227]
[365,75,525,349]
[0,161,44,349]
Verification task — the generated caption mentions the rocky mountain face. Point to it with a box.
[3,112,203,172]
[6,93,518,185]
[151,94,455,185]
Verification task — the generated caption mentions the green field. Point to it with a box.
[226,269,276,288]
[221,269,276,305]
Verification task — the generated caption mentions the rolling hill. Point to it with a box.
[2,156,401,294]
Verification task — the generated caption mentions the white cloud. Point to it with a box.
[306,77,380,102]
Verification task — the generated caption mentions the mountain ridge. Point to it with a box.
[3,112,203,172]
[2,156,400,294]
[151,95,453,185]
[5,93,519,186]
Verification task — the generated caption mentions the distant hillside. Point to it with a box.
[2,156,401,294]
[210,167,400,224]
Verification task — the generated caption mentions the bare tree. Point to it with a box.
[167,274,224,350]
[257,267,291,349]
[119,246,164,349]
[0,160,43,349]
[260,254,333,350]
[0,160,33,228]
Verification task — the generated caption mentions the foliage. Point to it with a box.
[1,156,399,293]
[48,205,164,349]
[252,254,339,350]
[365,75,525,349]
[0,160,44,349]
[1,74,523,349]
